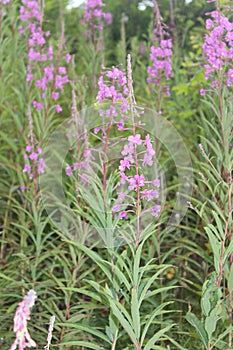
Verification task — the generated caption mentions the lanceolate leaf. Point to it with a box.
[140,301,174,344]
[131,286,141,340]
[138,265,171,306]
[186,312,208,349]
[228,263,233,293]
[144,324,175,350]
[57,323,111,344]
[60,341,105,349]
[108,298,138,348]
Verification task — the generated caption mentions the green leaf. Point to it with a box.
[105,260,131,291]
[131,286,140,340]
[186,312,208,349]
[166,336,189,350]
[133,243,143,287]
[144,324,174,350]
[57,323,111,344]
[224,239,233,264]
[65,240,113,282]
[204,228,221,274]
[60,341,105,349]
[204,305,222,340]
[138,265,171,306]
[212,211,224,239]
[0,272,14,281]
[228,264,233,293]
[109,298,138,348]
[141,302,174,345]
[212,326,233,348]
[201,289,211,317]
[107,310,119,342]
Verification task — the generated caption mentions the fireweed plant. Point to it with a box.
[9,290,37,350]
[20,0,70,192]
[113,56,161,249]
[60,54,175,349]
[147,0,173,116]
[145,1,173,310]
[65,56,163,248]
[186,1,233,349]
[83,0,112,38]
[83,0,112,86]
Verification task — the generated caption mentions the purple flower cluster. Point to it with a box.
[65,130,93,181]
[96,66,129,127]
[83,0,112,31]
[147,39,173,93]
[115,133,161,219]
[23,144,45,179]
[203,9,233,87]
[66,67,129,183]
[22,106,46,184]
[0,0,11,4]
[10,290,37,350]
[19,0,70,113]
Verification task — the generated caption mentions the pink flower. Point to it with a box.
[119,159,131,172]
[29,152,38,160]
[128,174,145,190]
[117,119,124,130]
[52,92,59,100]
[32,100,43,110]
[117,192,125,200]
[119,211,128,219]
[36,77,47,90]
[55,104,62,113]
[19,1,70,117]
[23,164,31,173]
[142,134,155,166]
[112,204,122,212]
[18,26,24,34]
[102,12,112,25]
[44,65,54,81]
[206,19,214,30]
[96,66,129,127]
[128,134,142,145]
[84,0,112,31]
[143,153,153,166]
[202,10,233,86]
[1,0,11,5]
[120,172,128,184]
[65,164,72,177]
[152,179,160,187]
[150,205,161,217]
[58,66,67,75]
[94,127,101,134]
[26,74,33,82]
[122,142,134,156]
[147,39,173,85]
[144,135,155,154]
[10,290,37,350]
[141,189,159,201]
[65,53,71,64]
[37,158,45,174]
[48,45,53,60]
